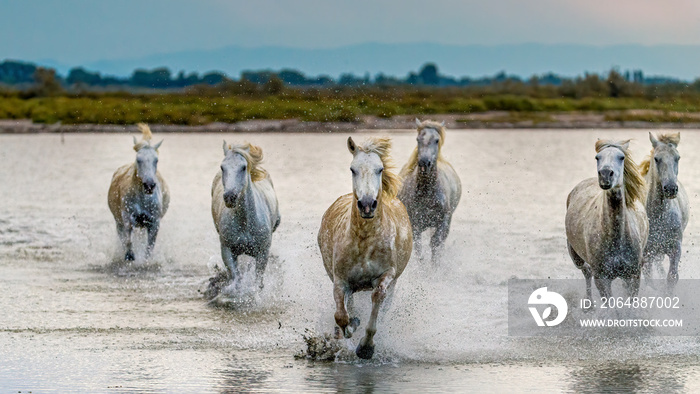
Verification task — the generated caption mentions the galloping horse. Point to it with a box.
[108,123,169,261]
[398,119,461,262]
[318,136,412,359]
[639,132,689,291]
[565,139,648,299]
[212,141,280,290]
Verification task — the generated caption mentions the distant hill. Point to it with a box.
[66,43,700,81]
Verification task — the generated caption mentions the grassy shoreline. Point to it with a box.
[3,111,700,134]
[3,94,700,127]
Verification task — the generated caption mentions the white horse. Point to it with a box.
[565,139,648,299]
[211,141,280,292]
[108,123,169,261]
[398,119,461,262]
[639,132,689,291]
[318,136,412,359]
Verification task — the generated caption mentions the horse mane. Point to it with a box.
[639,132,681,176]
[595,139,646,208]
[227,142,268,182]
[355,137,401,198]
[133,123,155,151]
[402,119,447,176]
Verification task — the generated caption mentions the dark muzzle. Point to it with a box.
[357,197,378,219]
[143,181,156,194]
[597,168,614,190]
[418,158,433,172]
[663,183,679,199]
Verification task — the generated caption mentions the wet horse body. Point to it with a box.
[212,142,280,290]
[640,132,689,290]
[565,140,648,299]
[108,124,169,261]
[318,137,412,359]
[398,119,461,262]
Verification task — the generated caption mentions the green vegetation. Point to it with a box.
[2,67,700,125]
[3,92,700,125]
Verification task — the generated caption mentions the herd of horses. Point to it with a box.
[107,121,686,359]
[565,132,689,300]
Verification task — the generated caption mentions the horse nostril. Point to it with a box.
[357,200,363,210]
[371,200,378,209]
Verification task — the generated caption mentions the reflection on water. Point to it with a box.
[568,361,687,393]
[2,130,700,391]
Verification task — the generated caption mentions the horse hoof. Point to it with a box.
[350,317,361,330]
[124,251,135,261]
[343,326,354,339]
[356,343,374,359]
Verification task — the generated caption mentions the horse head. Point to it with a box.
[348,137,385,219]
[220,141,253,208]
[595,142,628,191]
[132,134,162,195]
[650,132,681,199]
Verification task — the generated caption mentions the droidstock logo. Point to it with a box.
[528,287,568,327]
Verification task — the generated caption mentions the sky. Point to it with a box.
[2,0,700,66]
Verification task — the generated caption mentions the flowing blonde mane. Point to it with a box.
[355,137,401,198]
[595,139,646,208]
[227,142,268,182]
[639,132,680,176]
[402,120,447,176]
[133,123,155,151]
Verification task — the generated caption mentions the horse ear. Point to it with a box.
[222,140,228,154]
[133,136,138,145]
[649,132,659,148]
[440,120,445,127]
[672,132,680,145]
[621,141,630,150]
[153,139,163,150]
[415,118,422,127]
[347,137,356,154]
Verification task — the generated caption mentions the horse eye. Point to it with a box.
[220,165,224,172]
[350,168,357,175]
[377,168,384,174]
[654,157,661,163]
[618,156,624,161]
[434,139,439,145]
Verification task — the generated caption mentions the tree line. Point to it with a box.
[0,59,697,100]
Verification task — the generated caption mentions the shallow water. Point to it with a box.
[2,130,700,392]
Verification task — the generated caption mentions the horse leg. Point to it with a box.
[667,240,682,292]
[333,280,352,339]
[254,249,269,290]
[145,221,160,259]
[594,277,613,298]
[623,273,640,297]
[356,269,395,359]
[413,225,423,261]
[430,216,451,264]
[346,292,361,334]
[117,223,134,261]
[642,251,662,290]
[568,242,592,301]
[221,244,240,283]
